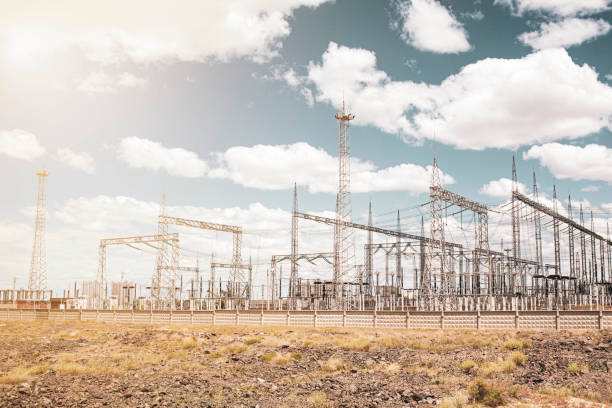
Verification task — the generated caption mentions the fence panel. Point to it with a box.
[603,311,612,329]
[238,311,261,326]
[289,311,315,327]
[519,311,556,329]
[193,311,214,325]
[214,311,236,325]
[262,311,287,326]
[410,312,441,329]
[444,312,477,329]
[316,311,343,327]
[345,311,374,328]
[480,312,515,330]
[376,312,406,329]
[559,311,599,330]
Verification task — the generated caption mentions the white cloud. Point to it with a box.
[603,203,612,213]
[57,148,95,174]
[479,177,527,200]
[396,0,471,53]
[0,129,45,160]
[117,137,207,178]
[519,18,611,50]
[1,1,329,65]
[208,142,454,194]
[306,43,612,150]
[77,71,148,94]
[580,185,600,192]
[496,0,612,16]
[523,143,612,183]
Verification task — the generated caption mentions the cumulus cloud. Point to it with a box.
[208,142,454,194]
[57,148,95,174]
[306,43,612,150]
[496,0,612,16]
[0,129,45,160]
[580,185,600,192]
[523,143,612,183]
[479,178,527,200]
[519,18,611,50]
[396,0,471,53]
[117,137,207,178]
[0,1,329,65]
[77,71,148,94]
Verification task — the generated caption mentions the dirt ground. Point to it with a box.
[0,321,609,407]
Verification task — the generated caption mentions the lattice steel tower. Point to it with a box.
[333,101,355,290]
[29,168,49,291]
[426,157,446,300]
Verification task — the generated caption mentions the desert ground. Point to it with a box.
[0,321,609,407]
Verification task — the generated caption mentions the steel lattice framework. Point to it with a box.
[28,169,49,291]
[334,102,355,290]
[98,233,179,308]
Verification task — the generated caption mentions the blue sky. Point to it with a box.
[0,0,611,293]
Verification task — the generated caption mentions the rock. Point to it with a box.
[257,378,265,383]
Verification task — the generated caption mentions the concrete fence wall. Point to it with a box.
[1,308,610,330]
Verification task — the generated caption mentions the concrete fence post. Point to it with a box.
[80,309,83,321]
[260,309,264,326]
[406,310,410,329]
[555,310,560,330]
[212,309,216,326]
[476,310,480,330]
[131,309,134,322]
[314,311,318,328]
[286,310,290,326]
[342,310,346,328]
[63,309,66,320]
[113,310,117,322]
[373,310,377,328]
[515,309,519,329]
[19,309,23,321]
[170,309,173,325]
[235,309,239,326]
[440,310,445,330]
[190,310,194,325]
[149,308,153,324]
[599,310,603,330]
[96,309,99,322]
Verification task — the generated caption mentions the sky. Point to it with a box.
[0,0,611,295]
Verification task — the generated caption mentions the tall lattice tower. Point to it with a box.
[426,157,446,300]
[333,101,355,292]
[29,168,49,291]
[153,194,169,305]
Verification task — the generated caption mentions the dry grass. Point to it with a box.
[221,344,248,354]
[566,362,588,375]
[244,337,261,345]
[440,391,468,408]
[0,365,47,384]
[467,378,505,407]
[320,357,344,372]
[180,336,199,349]
[459,359,476,373]
[261,352,297,365]
[308,391,334,408]
[333,336,371,351]
[502,338,532,350]
[508,351,526,366]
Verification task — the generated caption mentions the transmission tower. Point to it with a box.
[333,101,355,293]
[426,157,446,303]
[29,168,49,291]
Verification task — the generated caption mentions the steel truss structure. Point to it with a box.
[98,233,179,308]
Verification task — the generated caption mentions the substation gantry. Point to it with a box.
[98,233,179,308]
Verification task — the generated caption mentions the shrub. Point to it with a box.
[308,391,333,408]
[459,359,476,373]
[509,351,526,366]
[181,336,198,349]
[502,338,531,350]
[566,362,588,375]
[440,391,468,408]
[245,337,261,345]
[320,357,344,372]
[468,378,505,407]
